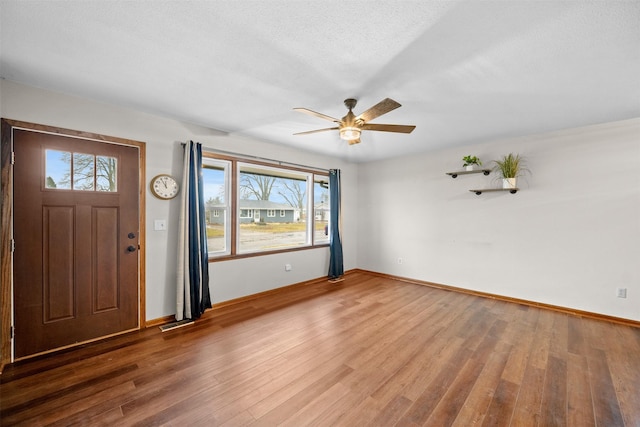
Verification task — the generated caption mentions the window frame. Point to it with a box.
[313,175,330,246]
[202,153,330,261]
[201,158,232,256]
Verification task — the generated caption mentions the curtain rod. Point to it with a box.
[182,142,331,174]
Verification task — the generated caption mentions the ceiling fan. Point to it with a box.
[293,98,416,145]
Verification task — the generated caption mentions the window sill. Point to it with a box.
[208,243,330,262]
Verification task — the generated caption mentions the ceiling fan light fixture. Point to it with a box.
[340,127,361,141]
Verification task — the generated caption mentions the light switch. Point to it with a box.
[154,219,167,231]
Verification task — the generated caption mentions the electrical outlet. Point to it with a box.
[285,264,292,272]
[616,288,627,298]
[397,257,403,265]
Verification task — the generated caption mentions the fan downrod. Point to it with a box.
[344,98,357,111]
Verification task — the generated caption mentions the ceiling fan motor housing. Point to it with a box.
[344,98,358,110]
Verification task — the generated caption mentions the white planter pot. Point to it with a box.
[503,178,517,189]
[465,165,476,171]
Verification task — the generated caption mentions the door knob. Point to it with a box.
[127,245,137,252]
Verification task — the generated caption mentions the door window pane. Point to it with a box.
[45,149,71,189]
[45,150,118,192]
[96,155,117,192]
[73,153,95,190]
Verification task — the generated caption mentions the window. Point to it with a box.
[202,155,331,258]
[202,160,231,255]
[314,175,330,245]
[45,149,118,192]
[238,163,309,253]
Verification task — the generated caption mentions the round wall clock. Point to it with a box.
[150,174,179,199]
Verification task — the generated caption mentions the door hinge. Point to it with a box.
[11,151,15,165]
[10,326,14,339]
[11,239,15,253]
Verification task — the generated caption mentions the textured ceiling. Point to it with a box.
[1,1,639,163]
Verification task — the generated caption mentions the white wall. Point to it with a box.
[3,79,638,323]
[357,118,640,321]
[1,80,358,320]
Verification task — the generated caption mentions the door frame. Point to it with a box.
[1,118,147,370]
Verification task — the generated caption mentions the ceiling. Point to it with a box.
[1,1,639,163]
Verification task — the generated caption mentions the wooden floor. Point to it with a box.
[1,272,639,426]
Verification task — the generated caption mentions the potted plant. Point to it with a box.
[462,155,482,171]
[493,153,527,189]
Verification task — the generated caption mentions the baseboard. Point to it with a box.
[146,268,638,329]
[355,269,640,328]
[145,270,358,327]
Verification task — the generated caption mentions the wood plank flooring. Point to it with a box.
[1,271,639,426]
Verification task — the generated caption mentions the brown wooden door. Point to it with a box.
[13,129,140,359]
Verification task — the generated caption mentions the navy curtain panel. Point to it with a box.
[176,141,212,321]
[328,169,344,279]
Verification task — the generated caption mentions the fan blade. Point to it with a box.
[357,98,401,122]
[293,127,339,136]
[293,108,339,123]
[362,123,416,133]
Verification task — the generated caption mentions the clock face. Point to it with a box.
[150,174,179,199]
